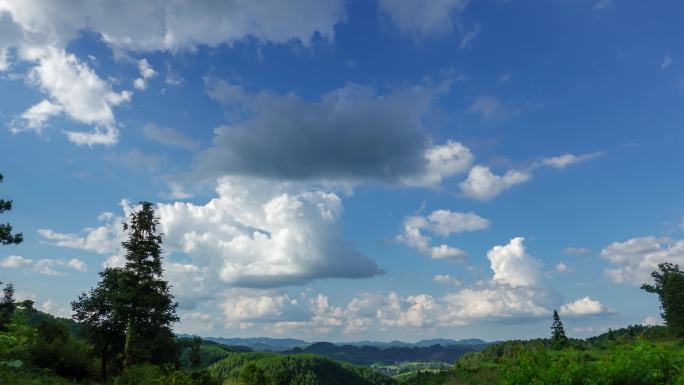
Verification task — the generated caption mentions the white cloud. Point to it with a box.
[601,236,684,285]
[0,255,87,275]
[642,315,662,326]
[559,297,614,317]
[400,141,473,187]
[176,312,216,334]
[11,47,131,145]
[40,299,71,318]
[42,178,382,290]
[487,237,542,287]
[661,53,672,70]
[143,123,200,150]
[133,58,156,90]
[427,210,490,236]
[433,274,462,286]
[538,152,602,169]
[38,201,127,255]
[459,165,531,201]
[430,244,468,261]
[185,237,613,335]
[439,285,551,323]
[158,178,383,287]
[554,261,573,273]
[459,23,480,50]
[377,0,470,37]
[397,209,488,261]
[11,99,62,133]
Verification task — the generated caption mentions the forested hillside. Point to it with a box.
[283,341,486,365]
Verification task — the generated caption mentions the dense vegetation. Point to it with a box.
[207,352,396,385]
[283,341,485,366]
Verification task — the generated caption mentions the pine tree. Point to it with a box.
[550,310,567,347]
[119,202,179,368]
[642,262,684,336]
[72,202,179,380]
[0,174,23,246]
[0,282,16,331]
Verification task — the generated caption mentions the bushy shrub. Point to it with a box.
[501,341,684,385]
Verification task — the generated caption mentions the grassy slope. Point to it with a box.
[397,325,681,385]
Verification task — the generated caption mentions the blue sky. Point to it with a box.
[1,0,684,342]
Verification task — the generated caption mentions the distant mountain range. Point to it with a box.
[284,341,488,365]
[194,335,489,353]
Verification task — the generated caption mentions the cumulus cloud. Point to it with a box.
[396,209,489,261]
[0,255,87,275]
[200,78,467,186]
[487,237,542,287]
[559,297,614,317]
[10,47,131,145]
[377,0,470,37]
[600,236,684,285]
[40,178,383,292]
[399,141,473,187]
[143,123,200,150]
[459,165,531,201]
[171,237,613,335]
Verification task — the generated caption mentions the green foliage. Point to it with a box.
[642,263,684,336]
[177,337,237,368]
[30,317,94,380]
[284,341,485,366]
[239,362,267,385]
[208,352,397,385]
[550,310,568,348]
[73,202,179,380]
[189,336,203,370]
[0,173,23,246]
[0,365,82,385]
[113,364,219,385]
[120,202,179,368]
[500,341,684,385]
[0,282,16,331]
[0,317,37,363]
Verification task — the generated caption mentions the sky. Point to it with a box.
[1,0,683,343]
